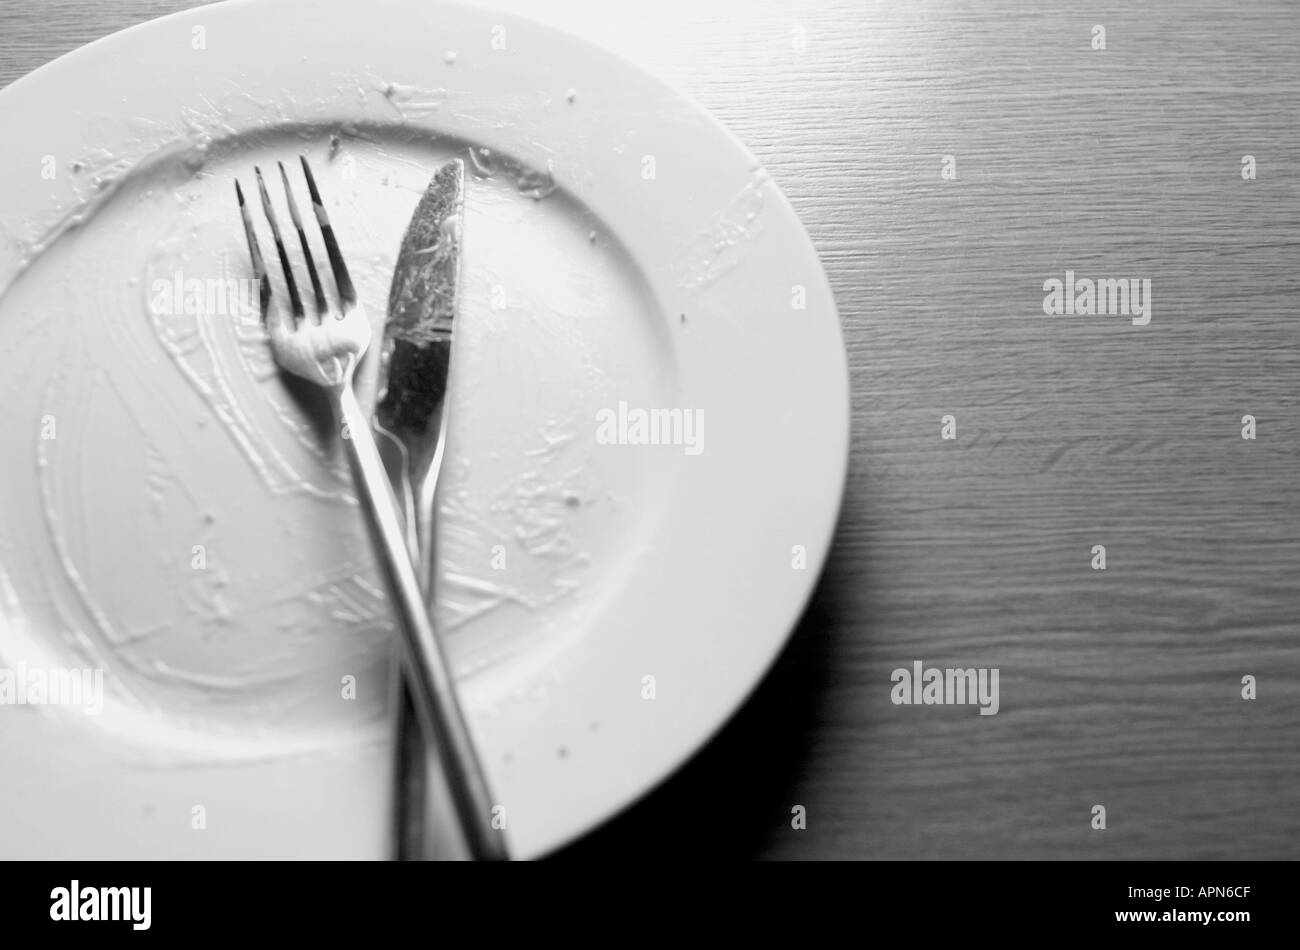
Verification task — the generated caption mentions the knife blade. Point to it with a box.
[378,158,463,573]
[373,158,506,861]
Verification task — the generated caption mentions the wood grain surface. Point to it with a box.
[2,0,1296,860]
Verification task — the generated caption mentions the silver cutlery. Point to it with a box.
[235,156,506,860]
[372,158,497,861]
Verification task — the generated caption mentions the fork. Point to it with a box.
[236,157,508,861]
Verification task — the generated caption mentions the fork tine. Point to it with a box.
[300,156,357,309]
[254,165,305,324]
[235,181,266,279]
[279,161,328,320]
[235,180,272,321]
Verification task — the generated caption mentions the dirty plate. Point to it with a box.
[0,0,848,858]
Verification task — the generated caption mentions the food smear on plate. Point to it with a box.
[0,92,679,760]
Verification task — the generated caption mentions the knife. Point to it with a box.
[374,159,507,861]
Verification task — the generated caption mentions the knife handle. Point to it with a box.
[337,383,508,861]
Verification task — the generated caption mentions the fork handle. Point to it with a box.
[336,383,508,861]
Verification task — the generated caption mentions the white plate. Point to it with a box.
[0,0,848,858]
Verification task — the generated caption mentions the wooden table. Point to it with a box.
[4,0,1296,860]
